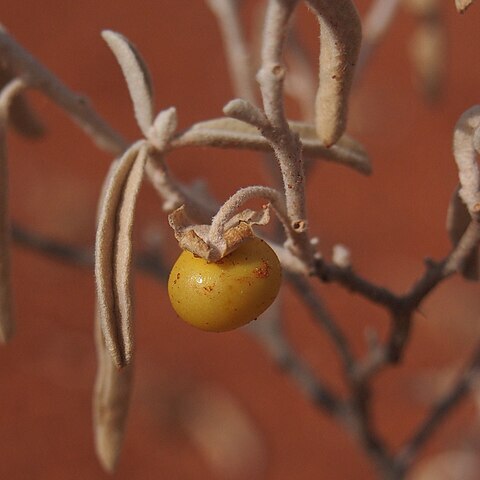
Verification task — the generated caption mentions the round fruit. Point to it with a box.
[168,237,282,332]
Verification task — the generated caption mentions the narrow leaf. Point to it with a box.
[95,141,147,367]
[171,118,371,174]
[102,30,154,136]
[93,311,133,472]
[114,147,147,361]
[305,0,362,146]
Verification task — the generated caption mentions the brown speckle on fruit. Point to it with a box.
[253,260,270,278]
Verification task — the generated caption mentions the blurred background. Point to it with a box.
[1,1,480,478]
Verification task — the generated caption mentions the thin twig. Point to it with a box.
[252,0,315,268]
[395,342,480,473]
[341,399,397,479]
[315,259,400,309]
[258,0,306,225]
[287,272,355,373]
[11,223,93,266]
[0,31,127,154]
[356,0,402,78]
[278,345,342,415]
[209,185,290,244]
[246,295,342,416]
[205,0,257,103]
[11,222,171,280]
[0,78,27,343]
[404,221,480,308]
[315,218,480,368]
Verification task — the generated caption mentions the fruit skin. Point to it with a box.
[168,237,282,332]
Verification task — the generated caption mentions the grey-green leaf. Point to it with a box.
[102,30,154,136]
[95,141,147,367]
[93,312,133,472]
[171,118,371,174]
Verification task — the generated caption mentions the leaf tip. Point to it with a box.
[94,427,123,473]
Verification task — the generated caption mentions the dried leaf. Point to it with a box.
[455,0,476,13]
[102,30,154,136]
[171,117,371,174]
[95,142,147,367]
[305,0,362,146]
[446,186,478,280]
[93,310,133,473]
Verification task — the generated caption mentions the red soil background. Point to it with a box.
[1,1,480,479]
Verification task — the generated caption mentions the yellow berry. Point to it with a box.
[168,237,282,332]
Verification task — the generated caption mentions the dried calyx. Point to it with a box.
[169,205,270,262]
[169,184,292,263]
